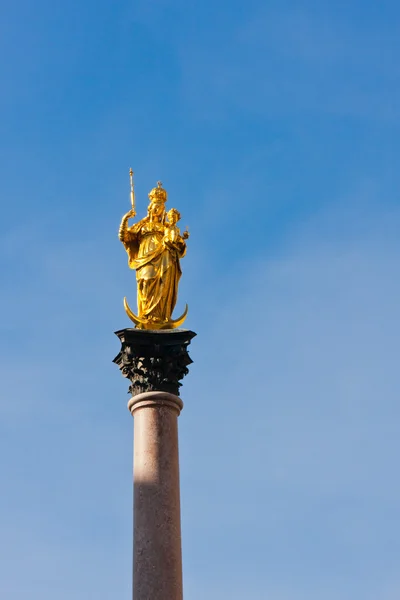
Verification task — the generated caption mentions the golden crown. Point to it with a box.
[148,181,167,203]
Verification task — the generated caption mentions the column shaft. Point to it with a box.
[129,392,183,600]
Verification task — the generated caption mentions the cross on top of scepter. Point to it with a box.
[157,181,163,188]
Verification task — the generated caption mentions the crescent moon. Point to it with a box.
[169,303,189,328]
[123,297,188,330]
[123,297,146,327]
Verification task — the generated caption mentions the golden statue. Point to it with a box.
[118,171,189,329]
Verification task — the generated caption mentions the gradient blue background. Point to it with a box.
[1,1,400,598]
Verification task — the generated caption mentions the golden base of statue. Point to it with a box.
[119,176,190,331]
[123,297,188,330]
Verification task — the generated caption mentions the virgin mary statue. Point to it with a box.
[118,182,188,329]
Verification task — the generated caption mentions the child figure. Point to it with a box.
[165,208,189,245]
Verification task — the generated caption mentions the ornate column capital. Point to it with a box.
[113,329,196,397]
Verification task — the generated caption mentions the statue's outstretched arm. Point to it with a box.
[119,208,136,243]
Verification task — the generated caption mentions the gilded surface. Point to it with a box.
[118,176,189,329]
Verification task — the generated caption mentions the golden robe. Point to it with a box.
[122,216,186,322]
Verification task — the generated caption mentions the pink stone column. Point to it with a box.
[128,391,184,600]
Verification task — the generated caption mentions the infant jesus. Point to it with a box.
[164,208,189,245]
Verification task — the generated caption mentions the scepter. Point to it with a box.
[129,168,136,215]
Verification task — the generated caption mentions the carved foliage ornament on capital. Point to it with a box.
[113,329,196,397]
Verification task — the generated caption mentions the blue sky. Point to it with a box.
[1,0,400,598]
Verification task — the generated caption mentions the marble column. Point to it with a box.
[113,329,196,600]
